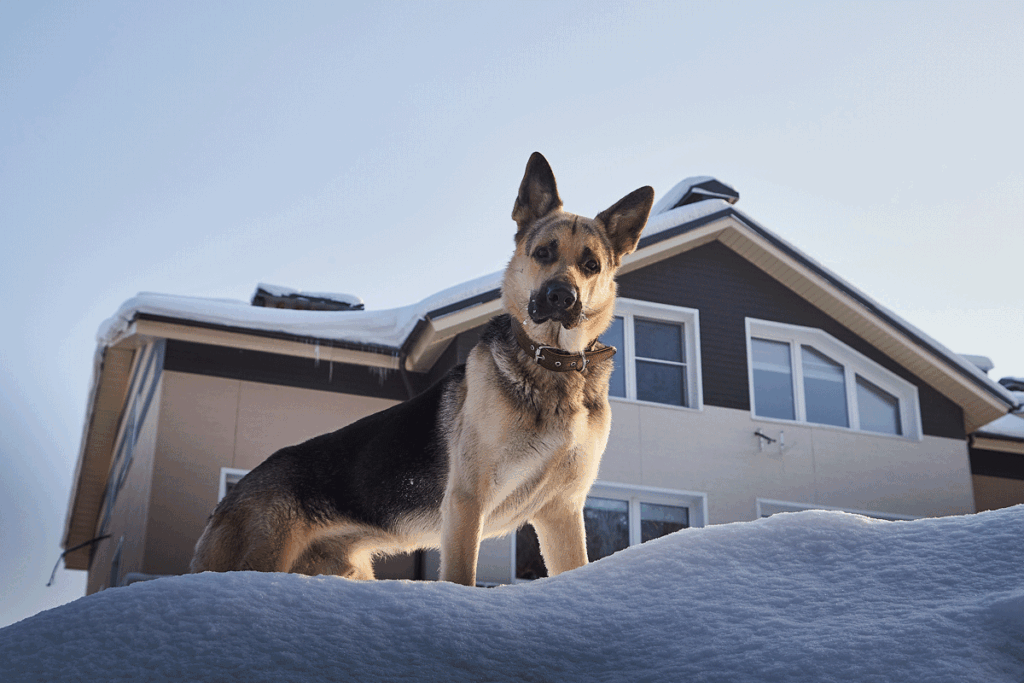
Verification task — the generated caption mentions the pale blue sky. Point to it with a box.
[1,1,1021,627]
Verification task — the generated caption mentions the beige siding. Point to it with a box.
[91,369,976,589]
[87,373,163,595]
[232,381,396,470]
[476,538,514,584]
[601,401,974,524]
[145,372,241,576]
[413,399,978,586]
[142,371,399,577]
[973,474,1024,512]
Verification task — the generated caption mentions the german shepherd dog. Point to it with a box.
[190,153,654,586]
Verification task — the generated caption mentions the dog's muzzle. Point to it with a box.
[528,280,582,328]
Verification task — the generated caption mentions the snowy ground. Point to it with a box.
[2,506,1022,683]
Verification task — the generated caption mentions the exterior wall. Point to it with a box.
[162,338,428,401]
[969,444,1024,511]
[617,242,966,439]
[475,398,974,586]
[87,342,164,595]
[972,474,1024,511]
[603,401,973,524]
[142,371,398,577]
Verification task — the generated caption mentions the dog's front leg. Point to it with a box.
[439,487,484,586]
[531,499,588,576]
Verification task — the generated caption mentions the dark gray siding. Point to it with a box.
[970,447,1024,480]
[616,241,965,440]
[163,340,430,401]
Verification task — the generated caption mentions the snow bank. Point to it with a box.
[3,506,1022,682]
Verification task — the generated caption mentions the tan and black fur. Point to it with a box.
[190,152,654,586]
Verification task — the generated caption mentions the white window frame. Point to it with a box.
[756,498,920,521]
[606,298,703,410]
[511,481,708,582]
[745,318,922,440]
[219,468,250,502]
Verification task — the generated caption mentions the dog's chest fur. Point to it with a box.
[451,315,613,532]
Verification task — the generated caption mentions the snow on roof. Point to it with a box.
[97,270,504,351]
[642,196,735,241]
[4,506,1023,682]
[977,387,1024,440]
[651,175,719,215]
[978,412,1024,441]
[961,354,996,374]
[90,173,1018,412]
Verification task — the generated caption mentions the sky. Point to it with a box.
[1,0,1021,628]
[2,506,1022,681]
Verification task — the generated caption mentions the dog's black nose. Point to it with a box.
[545,282,577,311]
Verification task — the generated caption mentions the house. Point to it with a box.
[969,377,1024,511]
[62,175,1021,594]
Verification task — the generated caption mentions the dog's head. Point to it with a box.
[502,152,654,353]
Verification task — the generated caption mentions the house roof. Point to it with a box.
[973,379,1024,450]
[92,174,1019,424]
[64,175,1020,560]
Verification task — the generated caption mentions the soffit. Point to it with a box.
[62,345,136,569]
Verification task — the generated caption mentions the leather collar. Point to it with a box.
[511,318,616,373]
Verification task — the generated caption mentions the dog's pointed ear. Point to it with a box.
[596,186,655,262]
[512,152,563,243]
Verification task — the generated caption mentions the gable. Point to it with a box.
[617,241,965,439]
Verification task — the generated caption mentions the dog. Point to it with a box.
[190,152,654,586]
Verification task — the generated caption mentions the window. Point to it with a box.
[514,482,707,580]
[599,299,702,409]
[746,319,921,439]
[219,468,249,501]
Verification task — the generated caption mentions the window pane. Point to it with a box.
[584,497,630,562]
[222,472,246,501]
[600,316,626,398]
[640,503,689,543]
[635,319,683,363]
[515,524,547,580]
[856,376,902,435]
[751,338,795,420]
[801,345,849,428]
[636,360,686,406]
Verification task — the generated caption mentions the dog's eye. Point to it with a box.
[584,259,600,274]
[534,246,552,261]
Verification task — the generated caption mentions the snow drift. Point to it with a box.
[3,506,1022,682]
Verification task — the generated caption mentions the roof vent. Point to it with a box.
[999,377,1024,392]
[671,178,740,210]
[251,284,364,311]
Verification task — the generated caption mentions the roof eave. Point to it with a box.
[62,343,137,569]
